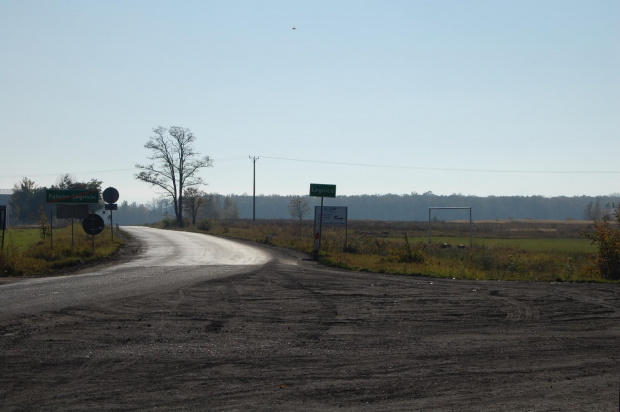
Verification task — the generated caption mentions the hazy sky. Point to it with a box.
[1,0,618,204]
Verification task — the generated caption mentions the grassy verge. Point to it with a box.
[0,226,123,277]
[194,219,608,282]
[3,218,608,282]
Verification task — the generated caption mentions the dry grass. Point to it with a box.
[0,225,123,276]
[200,219,605,282]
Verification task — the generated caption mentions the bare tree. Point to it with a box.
[183,187,206,226]
[135,126,213,227]
[584,198,614,221]
[288,195,310,221]
[220,196,240,223]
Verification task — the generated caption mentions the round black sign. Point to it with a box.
[82,213,105,235]
[102,187,120,204]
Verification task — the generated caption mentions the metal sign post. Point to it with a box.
[317,196,324,258]
[105,203,118,240]
[46,188,101,250]
[0,205,6,251]
[57,205,89,247]
[103,187,119,241]
[314,206,348,250]
[309,184,336,259]
[83,211,105,252]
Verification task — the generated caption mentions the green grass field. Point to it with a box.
[2,228,42,251]
[0,226,123,276]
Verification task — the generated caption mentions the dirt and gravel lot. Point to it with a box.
[1,236,619,411]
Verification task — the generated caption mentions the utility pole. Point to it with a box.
[249,156,259,221]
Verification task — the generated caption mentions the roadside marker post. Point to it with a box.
[0,205,6,251]
[103,187,120,241]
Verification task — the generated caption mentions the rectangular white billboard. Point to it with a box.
[314,206,347,227]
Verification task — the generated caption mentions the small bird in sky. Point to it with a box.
[292,27,296,30]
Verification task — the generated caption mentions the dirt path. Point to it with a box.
[1,244,619,411]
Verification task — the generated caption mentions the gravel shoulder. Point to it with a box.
[1,235,619,411]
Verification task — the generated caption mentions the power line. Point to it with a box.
[258,156,620,174]
[0,157,251,180]
[2,156,618,181]
[0,168,136,179]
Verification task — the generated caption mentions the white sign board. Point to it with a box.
[314,206,347,227]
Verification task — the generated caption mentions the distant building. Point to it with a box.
[0,189,13,226]
[0,189,12,205]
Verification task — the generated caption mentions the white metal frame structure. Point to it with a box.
[428,207,472,247]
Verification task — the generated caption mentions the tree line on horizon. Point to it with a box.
[230,192,620,222]
[5,178,619,225]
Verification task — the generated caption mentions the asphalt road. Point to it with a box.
[0,226,271,318]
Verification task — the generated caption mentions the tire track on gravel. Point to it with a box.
[487,289,541,322]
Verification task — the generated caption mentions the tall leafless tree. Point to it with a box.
[135,126,212,227]
[288,195,310,221]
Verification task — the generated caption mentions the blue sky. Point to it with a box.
[1,0,618,204]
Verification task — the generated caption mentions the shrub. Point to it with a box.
[506,254,524,274]
[38,207,49,239]
[259,235,273,245]
[161,217,176,228]
[390,233,425,263]
[197,219,212,232]
[343,243,358,253]
[0,247,19,276]
[564,256,576,281]
[473,248,496,271]
[584,208,620,280]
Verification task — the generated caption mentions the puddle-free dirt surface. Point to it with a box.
[1,237,618,411]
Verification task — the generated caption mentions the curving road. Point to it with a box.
[121,226,272,267]
[0,226,272,318]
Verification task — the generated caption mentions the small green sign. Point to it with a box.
[309,183,336,198]
[46,189,100,204]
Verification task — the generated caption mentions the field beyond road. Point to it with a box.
[1,229,619,411]
[206,219,611,282]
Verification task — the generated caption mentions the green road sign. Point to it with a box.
[46,189,100,204]
[309,183,336,198]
